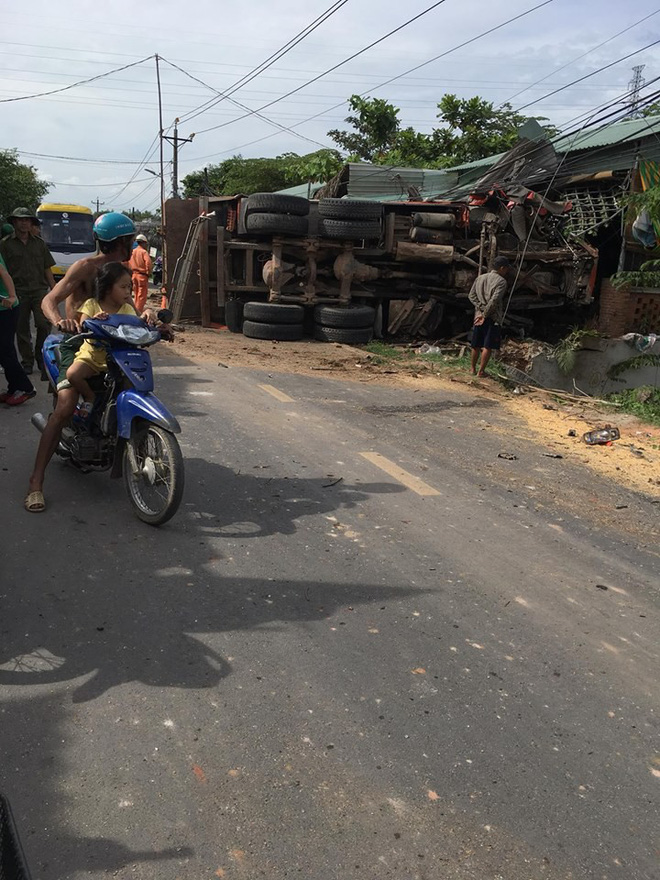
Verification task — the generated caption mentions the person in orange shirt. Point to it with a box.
[128,233,153,313]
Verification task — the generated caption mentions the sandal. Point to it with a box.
[24,491,46,513]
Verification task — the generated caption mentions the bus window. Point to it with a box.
[38,211,95,254]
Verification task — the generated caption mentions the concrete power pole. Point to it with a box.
[628,65,646,117]
[163,119,195,198]
[92,198,105,214]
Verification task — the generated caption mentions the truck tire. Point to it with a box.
[225,299,244,333]
[244,193,309,216]
[319,198,383,221]
[319,219,382,240]
[244,302,305,324]
[246,212,308,236]
[313,304,375,329]
[243,320,304,341]
[314,325,373,344]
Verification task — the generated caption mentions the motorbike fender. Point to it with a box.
[116,390,181,439]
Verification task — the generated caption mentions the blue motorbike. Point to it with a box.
[32,309,184,526]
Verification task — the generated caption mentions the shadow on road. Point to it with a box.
[1,436,413,878]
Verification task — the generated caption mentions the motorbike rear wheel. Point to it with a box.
[124,424,184,525]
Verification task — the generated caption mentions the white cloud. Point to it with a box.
[0,0,655,208]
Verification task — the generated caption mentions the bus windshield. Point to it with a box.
[38,211,95,254]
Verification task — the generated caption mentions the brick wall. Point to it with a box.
[598,279,660,336]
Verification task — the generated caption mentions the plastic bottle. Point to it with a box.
[583,426,620,445]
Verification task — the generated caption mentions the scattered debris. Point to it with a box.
[629,445,645,458]
[498,452,518,460]
[595,584,609,591]
[583,426,620,445]
[322,477,344,488]
[568,429,577,437]
[615,504,629,509]
[542,453,563,459]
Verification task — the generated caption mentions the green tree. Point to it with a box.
[328,96,401,162]
[613,186,660,288]
[182,154,305,198]
[327,93,559,169]
[0,149,50,219]
[433,94,558,166]
[285,149,344,192]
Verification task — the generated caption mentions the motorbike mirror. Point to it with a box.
[157,308,173,324]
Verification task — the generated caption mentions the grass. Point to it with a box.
[363,341,505,381]
[605,386,660,427]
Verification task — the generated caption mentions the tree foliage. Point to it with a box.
[182,154,307,198]
[0,149,50,219]
[327,96,401,162]
[285,149,343,188]
[327,94,558,168]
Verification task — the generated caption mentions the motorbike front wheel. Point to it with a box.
[124,424,184,525]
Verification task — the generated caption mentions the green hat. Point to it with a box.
[1,223,14,236]
[9,207,36,220]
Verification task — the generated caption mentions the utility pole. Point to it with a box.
[92,198,105,214]
[162,118,195,198]
[628,64,646,117]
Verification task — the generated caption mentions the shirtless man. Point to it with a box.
[25,212,138,512]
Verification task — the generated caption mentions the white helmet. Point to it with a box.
[135,233,148,243]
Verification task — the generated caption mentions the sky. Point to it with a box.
[1,0,658,213]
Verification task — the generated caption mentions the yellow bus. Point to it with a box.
[36,203,96,280]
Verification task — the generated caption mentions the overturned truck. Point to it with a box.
[170,160,597,341]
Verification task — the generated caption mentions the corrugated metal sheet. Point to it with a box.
[344,162,454,199]
[275,182,324,198]
[554,113,660,152]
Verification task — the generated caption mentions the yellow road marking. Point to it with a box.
[258,384,295,403]
[359,452,440,496]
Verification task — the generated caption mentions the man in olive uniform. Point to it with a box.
[0,207,56,374]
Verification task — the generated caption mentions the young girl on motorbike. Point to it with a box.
[65,262,139,414]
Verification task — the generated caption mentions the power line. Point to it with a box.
[177,1,557,167]
[160,56,328,150]
[501,8,660,106]
[178,0,351,126]
[0,55,154,103]
[192,0,451,137]
[514,37,660,113]
[256,0,554,150]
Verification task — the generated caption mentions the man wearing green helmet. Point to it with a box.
[25,212,150,512]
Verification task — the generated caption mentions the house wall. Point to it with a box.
[599,279,660,336]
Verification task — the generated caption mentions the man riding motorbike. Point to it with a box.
[25,213,158,513]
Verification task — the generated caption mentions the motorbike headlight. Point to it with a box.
[103,325,160,345]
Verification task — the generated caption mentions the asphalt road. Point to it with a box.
[1,349,658,880]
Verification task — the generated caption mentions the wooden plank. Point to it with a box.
[199,215,211,327]
[216,226,226,306]
[395,241,454,263]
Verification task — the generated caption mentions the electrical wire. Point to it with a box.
[177,0,350,126]
[160,56,328,150]
[0,55,154,103]
[501,8,660,106]
[177,1,559,166]
[191,0,450,137]
[514,37,660,113]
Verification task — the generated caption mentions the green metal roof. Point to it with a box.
[275,182,324,198]
[446,114,660,174]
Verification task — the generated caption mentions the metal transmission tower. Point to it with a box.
[628,64,646,116]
